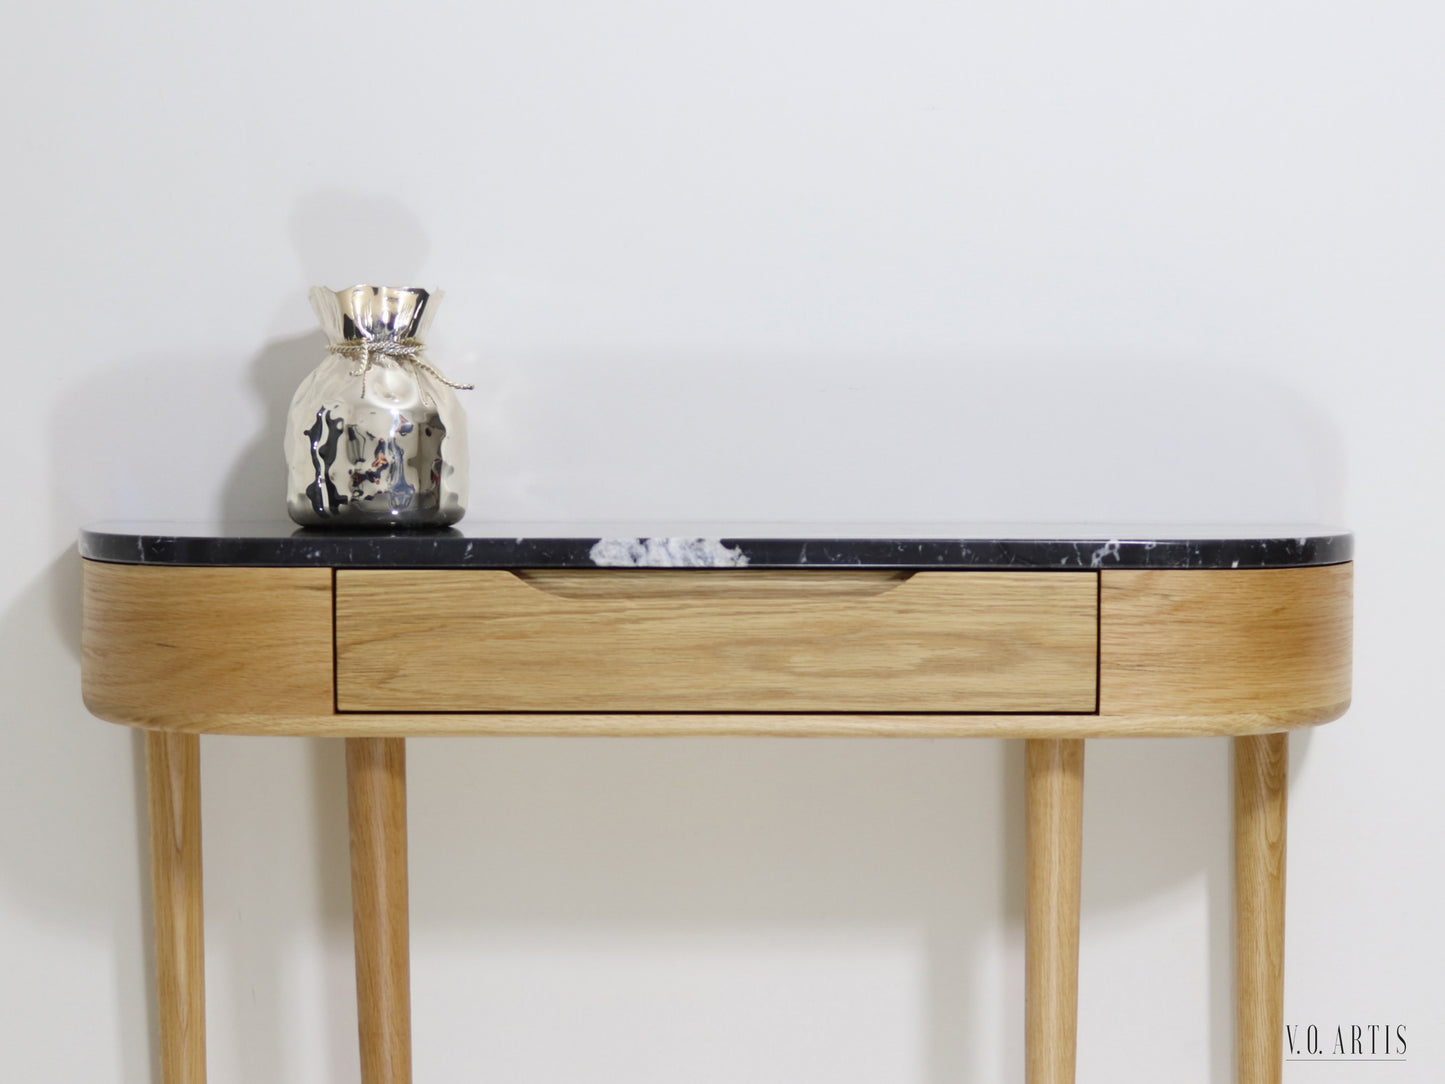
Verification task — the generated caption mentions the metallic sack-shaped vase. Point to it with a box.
[285,285,470,528]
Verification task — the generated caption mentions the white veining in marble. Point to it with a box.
[1090,540,1123,566]
[589,538,751,568]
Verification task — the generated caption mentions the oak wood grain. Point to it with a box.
[83,562,334,729]
[81,560,1351,737]
[514,568,912,599]
[347,738,411,1084]
[1235,733,1288,1084]
[147,730,206,1084]
[335,569,1099,713]
[1025,739,1084,1084]
[1099,566,1352,728]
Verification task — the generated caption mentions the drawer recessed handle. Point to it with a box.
[511,569,916,601]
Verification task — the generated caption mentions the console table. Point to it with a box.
[78,523,1353,1084]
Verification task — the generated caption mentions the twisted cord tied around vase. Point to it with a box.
[327,338,475,398]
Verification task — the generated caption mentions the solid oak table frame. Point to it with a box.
[80,556,1352,1084]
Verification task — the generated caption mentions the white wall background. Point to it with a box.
[2,1,1439,1080]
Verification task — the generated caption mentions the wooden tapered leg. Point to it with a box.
[1025,739,1084,1084]
[147,730,206,1084]
[1236,733,1287,1084]
[347,738,412,1084]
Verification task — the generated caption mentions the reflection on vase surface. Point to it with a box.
[285,285,468,528]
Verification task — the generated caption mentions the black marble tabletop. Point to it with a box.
[79,522,1353,570]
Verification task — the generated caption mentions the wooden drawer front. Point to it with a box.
[335,570,1098,713]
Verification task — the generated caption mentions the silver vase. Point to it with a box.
[285,285,469,528]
